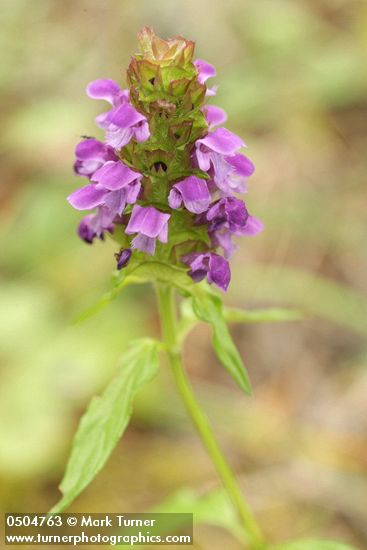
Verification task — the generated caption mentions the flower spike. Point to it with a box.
[67,28,262,291]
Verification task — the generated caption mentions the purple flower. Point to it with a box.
[225,153,255,178]
[206,197,249,232]
[67,184,108,211]
[101,103,150,149]
[239,215,264,236]
[194,59,216,84]
[202,105,227,129]
[210,231,236,259]
[87,79,130,129]
[115,248,132,270]
[195,128,254,195]
[168,176,211,214]
[77,211,114,244]
[86,79,149,149]
[92,161,142,220]
[194,59,217,96]
[182,252,231,292]
[73,138,117,179]
[68,160,142,224]
[125,205,170,255]
[86,79,129,106]
[216,153,255,195]
[206,198,263,258]
[91,160,142,191]
[196,128,245,169]
[78,215,99,244]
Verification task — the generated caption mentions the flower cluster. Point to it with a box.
[68,27,262,291]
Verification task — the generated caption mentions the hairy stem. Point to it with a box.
[156,283,266,549]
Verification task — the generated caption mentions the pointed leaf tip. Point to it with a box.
[192,288,252,395]
[50,338,160,513]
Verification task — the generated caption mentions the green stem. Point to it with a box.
[156,283,266,550]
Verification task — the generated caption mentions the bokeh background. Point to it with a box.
[0,0,366,548]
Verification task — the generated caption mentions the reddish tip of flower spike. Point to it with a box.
[135,26,195,66]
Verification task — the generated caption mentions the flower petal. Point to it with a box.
[194,59,216,84]
[169,176,211,214]
[207,197,248,231]
[240,215,264,236]
[78,215,97,244]
[103,189,127,217]
[195,146,211,172]
[188,267,207,283]
[75,138,106,160]
[106,103,145,128]
[207,254,231,291]
[74,138,117,178]
[182,252,230,291]
[67,184,107,210]
[74,159,102,178]
[126,205,170,238]
[126,181,142,204]
[198,128,245,155]
[225,153,254,177]
[167,187,182,210]
[77,209,114,242]
[134,120,150,142]
[95,111,112,129]
[212,230,237,259]
[131,234,156,255]
[86,79,121,104]
[91,161,141,190]
[181,253,208,283]
[206,85,218,97]
[157,221,168,243]
[210,153,234,193]
[203,105,227,128]
[105,126,134,149]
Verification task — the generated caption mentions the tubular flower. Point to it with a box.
[67,27,262,291]
[73,138,117,178]
[77,212,114,244]
[194,58,218,96]
[202,105,227,129]
[168,176,211,214]
[125,205,170,255]
[182,252,231,292]
[205,197,263,259]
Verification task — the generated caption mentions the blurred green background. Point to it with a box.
[0,0,366,548]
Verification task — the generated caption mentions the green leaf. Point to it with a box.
[192,288,252,395]
[50,338,160,513]
[177,301,306,344]
[224,307,306,324]
[271,539,359,550]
